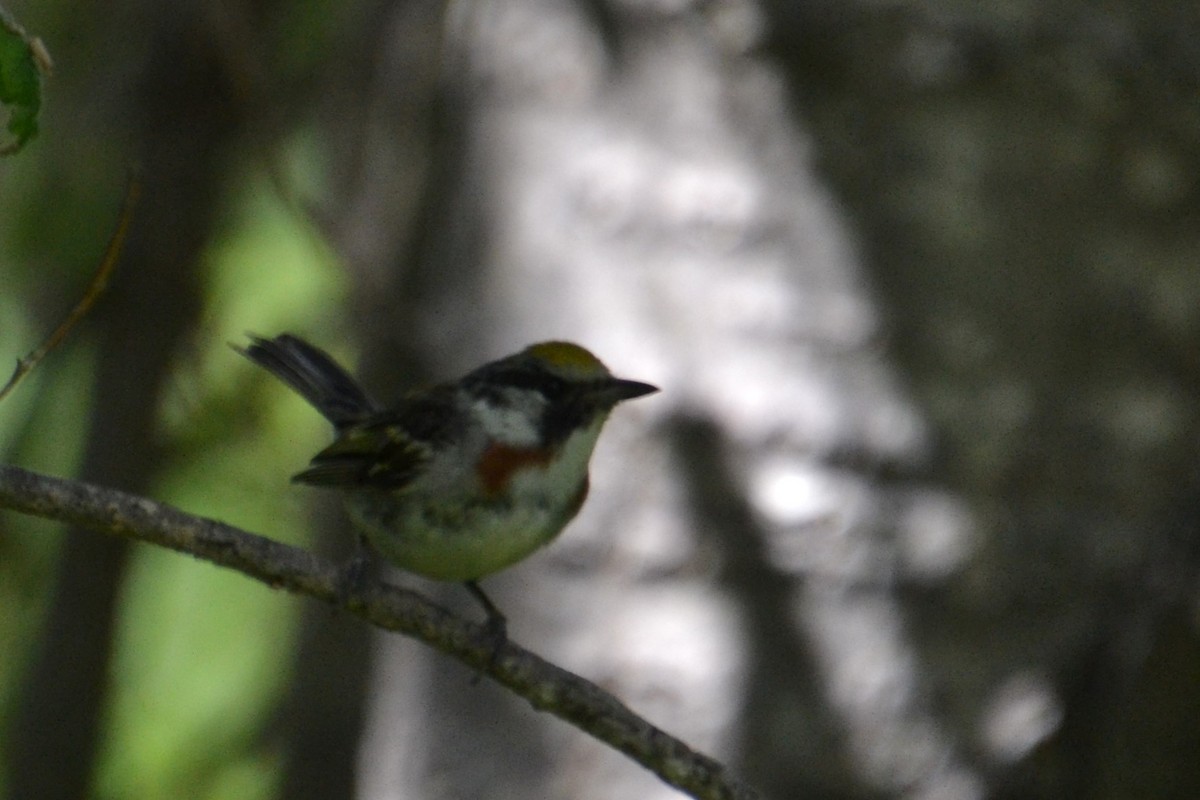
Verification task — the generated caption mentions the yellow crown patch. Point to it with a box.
[524,341,611,378]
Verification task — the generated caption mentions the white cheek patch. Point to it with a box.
[473,394,544,447]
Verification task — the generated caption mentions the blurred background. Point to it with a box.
[1,0,1198,798]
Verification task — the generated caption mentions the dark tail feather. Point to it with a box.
[236,334,377,426]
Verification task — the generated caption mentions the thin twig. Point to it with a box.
[0,464,762,800]
[0,169,142,403]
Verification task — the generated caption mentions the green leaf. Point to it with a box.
[0,5,50,155]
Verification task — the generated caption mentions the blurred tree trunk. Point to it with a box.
[347,0,908,798]
[767,2,1200,797]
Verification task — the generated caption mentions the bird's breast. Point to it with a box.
[474,415,606,503]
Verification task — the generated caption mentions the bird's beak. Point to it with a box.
[596,377,659,405]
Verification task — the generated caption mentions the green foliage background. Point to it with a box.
[0,7,351,798]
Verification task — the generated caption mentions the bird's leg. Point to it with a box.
[337,533,375,601]
[464,579,508,656]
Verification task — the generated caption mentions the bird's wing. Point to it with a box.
[292,385,459,491]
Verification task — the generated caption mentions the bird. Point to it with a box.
[236,333,658,639]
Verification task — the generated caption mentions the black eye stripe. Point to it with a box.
[467,367,570,402]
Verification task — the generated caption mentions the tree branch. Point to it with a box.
[0,464,761,800]
[0,169,140,403]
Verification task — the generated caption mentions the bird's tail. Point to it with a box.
[237,334,377,427]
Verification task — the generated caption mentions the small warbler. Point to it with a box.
[238,333,657,636]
